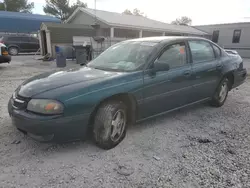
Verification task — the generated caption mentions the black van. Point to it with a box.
[0,35,39,56]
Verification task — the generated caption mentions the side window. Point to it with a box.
[30,37,38,42]
[8,37,19,42]
[212,44,221,58]
[8,37,24,42]
[232,30,241,43]
[157,42,187,69]
[189,40,215,63]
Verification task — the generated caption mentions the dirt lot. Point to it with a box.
[0,56,250,188]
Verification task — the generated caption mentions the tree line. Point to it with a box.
[0,0,192,25]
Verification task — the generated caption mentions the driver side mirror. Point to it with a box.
[153,60,170,72]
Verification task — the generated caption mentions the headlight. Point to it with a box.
[27,99,64,115]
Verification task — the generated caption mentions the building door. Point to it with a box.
[41,30,48,55]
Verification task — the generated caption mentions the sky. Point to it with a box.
[32,0,250,25]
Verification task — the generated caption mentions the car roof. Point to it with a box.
[127,36,210,43]
[1,34,30,38]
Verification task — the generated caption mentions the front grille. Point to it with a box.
[12,94,30,110]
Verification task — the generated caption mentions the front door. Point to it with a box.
[188,40,223,100]
[19,36,31,52]
[28,37,40,52]
[141,42,194,118]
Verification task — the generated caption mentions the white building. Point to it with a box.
[195,22,250,58]
[39,8,208,58]
[66,8,207,38]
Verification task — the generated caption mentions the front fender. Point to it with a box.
[63,78,143,116]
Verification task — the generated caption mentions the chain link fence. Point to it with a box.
[91,37,128,59]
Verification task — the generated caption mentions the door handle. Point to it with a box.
[183,71,191,77]
[216,64,223,69]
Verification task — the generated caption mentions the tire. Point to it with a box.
[210,77,230,107]
[8,47,19,56]
[93,101,127,150]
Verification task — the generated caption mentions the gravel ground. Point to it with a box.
[0,56,250,188]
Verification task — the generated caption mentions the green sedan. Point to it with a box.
[8,37,247,149]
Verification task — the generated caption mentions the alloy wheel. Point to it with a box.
[218,81,228,103]
[110,109,126,142]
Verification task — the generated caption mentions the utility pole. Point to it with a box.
[94,0,97,24]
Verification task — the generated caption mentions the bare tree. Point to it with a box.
[123,8,146,17]
[0,0,34,13]
[171,16,192,26]
[43,0,87,21]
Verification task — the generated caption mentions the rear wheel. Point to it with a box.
[93,101,127,149]
[8,47,19,56]
[210,77,230,107]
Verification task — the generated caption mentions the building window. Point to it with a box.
[114,28,139,39]
[232,30,241,43]
[212,30,219,43]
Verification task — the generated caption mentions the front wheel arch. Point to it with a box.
[8,46,20,55]
[88,93,138,129]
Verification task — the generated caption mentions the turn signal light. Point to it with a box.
[2,51,8,56]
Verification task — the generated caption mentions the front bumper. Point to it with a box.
[232,68,247,88]
[8,98,91,142]
[0,55,11,64]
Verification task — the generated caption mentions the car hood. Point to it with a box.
[18,66,120,97]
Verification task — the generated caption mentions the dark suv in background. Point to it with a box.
[0,35,40,56]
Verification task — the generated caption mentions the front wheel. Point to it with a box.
[210,77,230,107]
[93,101,127,150]
[8,47,19,56]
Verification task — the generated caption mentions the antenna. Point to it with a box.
[94,0,97,24]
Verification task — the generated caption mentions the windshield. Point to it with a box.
[87,41,157,71]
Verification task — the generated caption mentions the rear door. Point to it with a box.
[142,41,194,118]
[188,40,223,100]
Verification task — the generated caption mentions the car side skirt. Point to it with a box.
[137,97,211,123]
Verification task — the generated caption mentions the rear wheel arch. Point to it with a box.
[88,93,138,128]
[223,71,234,90]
